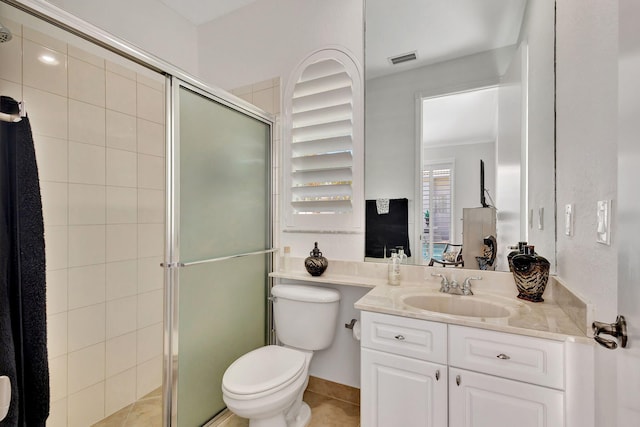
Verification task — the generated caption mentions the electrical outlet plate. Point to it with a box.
[596,200,611,245]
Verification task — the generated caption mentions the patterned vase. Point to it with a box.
[511,253,550,302]
[304,242,328,276]
[507,241,529,272]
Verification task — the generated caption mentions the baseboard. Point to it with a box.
[306,376,360,406]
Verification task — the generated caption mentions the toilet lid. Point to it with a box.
[222,345,306,396]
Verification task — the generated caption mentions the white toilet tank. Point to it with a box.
[271,284,340,351]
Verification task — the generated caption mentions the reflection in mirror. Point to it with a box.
[364,0,555,272]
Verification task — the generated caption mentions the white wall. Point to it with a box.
[556,0,618,323]
[555,1,618,425]
[45,0,199,75]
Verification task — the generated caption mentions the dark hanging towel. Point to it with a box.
[0,96,49,426]
[365,198,411,258]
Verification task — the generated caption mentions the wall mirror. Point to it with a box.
[364,0,556,272]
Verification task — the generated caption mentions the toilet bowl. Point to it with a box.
[222,345,311,427]
[222,284,340,427]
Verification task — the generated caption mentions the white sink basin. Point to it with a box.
[399,292,527,319]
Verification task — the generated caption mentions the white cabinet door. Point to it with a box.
[361,348,447,427]
[449,367,564,427]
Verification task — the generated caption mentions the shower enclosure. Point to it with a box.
[164,81,273,426]
[0,1,274,425]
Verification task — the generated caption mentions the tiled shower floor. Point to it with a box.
[92,388,162,426]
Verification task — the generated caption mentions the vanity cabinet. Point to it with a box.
[361,311,570,427]
[360,311,448,427]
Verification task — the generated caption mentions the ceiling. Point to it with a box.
[366,0,528,80]
[159,0,260,25]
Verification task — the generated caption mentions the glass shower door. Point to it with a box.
[165,80,272,426]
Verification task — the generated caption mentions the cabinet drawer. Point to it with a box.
[361,311,447,364]
[449,325,564,389]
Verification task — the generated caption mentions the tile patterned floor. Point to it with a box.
[93,388,162,426]
[92,389,360,427]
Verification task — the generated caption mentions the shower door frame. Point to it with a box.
[164,77,275,426]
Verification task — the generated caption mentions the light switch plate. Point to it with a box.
[596,200,611,245]
[564,204,573,236]
[529,209,533,229]
[538,207,544,230]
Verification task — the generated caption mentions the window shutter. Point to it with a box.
[423,167,452,243]
[283,49,363,231]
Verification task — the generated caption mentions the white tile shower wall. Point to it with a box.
[0,19,165,426]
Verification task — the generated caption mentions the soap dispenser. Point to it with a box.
[396,246,408,264]
[388,249,401,285]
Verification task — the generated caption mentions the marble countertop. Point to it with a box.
[270,258,593,344]
[354,282,591,343]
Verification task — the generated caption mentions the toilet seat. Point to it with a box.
[222,345,306,399]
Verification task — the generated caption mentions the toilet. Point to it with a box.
[222,284,340,427]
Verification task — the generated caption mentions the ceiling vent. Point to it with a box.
[389,51,417,65]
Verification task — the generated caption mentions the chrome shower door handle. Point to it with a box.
[592,315,628,349]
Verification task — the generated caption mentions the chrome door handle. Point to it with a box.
[496,353,510,360]
[593,315,628,349]
[394,334,405,341]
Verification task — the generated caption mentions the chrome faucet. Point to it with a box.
[431,273,449,293]
[461,276,482,296]
[432,273,482,295]
[447,278,463,295]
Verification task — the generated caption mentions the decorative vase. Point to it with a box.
[511,253,550,302]
[507,241,528,272]
[304,242,328,276]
